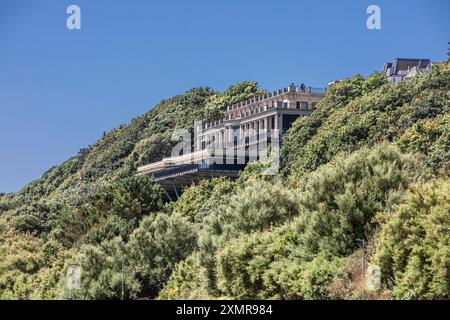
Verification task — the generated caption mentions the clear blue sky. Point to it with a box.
[0,0,448,193]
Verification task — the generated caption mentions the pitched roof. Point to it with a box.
[390,58,431,75]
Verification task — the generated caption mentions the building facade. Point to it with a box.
[383,58,437,83]
[137,84,326,197]
[195,84,325,151]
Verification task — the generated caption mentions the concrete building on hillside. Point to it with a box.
[137,84,326,198]
[195,84,325,151]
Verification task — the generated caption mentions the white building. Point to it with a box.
[137,84,327,197]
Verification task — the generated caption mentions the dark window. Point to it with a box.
[298,101,308,109]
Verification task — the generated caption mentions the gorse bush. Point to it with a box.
[158,253,211,300]
[88,175,165,220]
[281,64,450,180]
[0,218,45,299]
[397,113,450,175]
[75,237,136,300]
[79,215,136,246]
[53,175,165,247]
[197,144,424,299]
[218,179,298,235]
[374,179,450,299]
[280,72,388,177]
[291,144,423,257]
[194,179,298,295]
[9,202,59,236]
[76,212,197,299]
[127,213,197,298]
[173,177,235,224]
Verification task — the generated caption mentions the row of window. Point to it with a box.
[228,100,319,119]
[280,101,317,109]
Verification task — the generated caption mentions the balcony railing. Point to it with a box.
[152,163,246,180]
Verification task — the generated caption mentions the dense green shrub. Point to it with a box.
[54,175,165,247]
[76,212,197,299]
[173,177,235,224]
[75,237,138,300]
[0,219,46,299]
[397,114,450,175]
[211,179,298,237]
[374,179,450,299]
[211,144,423,299]
[291,144,423,257]
[9,202,59,236]
[215,230,289,299]
[266,252,346,300]
[214,228,346,299]
[280,72,388,176]
[79,215,137,245]
[30,244,77,300]
[127,213,197,298]
[89,175,165,219]
[281,64,449,180]
[158,253,211,300]
[196,179,298,295]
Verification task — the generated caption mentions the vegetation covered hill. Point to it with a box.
[0,63,448,300]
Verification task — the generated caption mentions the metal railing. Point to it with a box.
[152,163,246,180]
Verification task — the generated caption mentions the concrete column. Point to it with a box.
[230,126,234,148]
[256,120,260,142]
[247,123,250,144]
[242,124,246,147]
[279,114,283,133]
[251,121,255,144]
[223,128,227,147]
[216,132,220,149]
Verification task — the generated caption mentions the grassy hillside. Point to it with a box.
[0,64,448,300]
